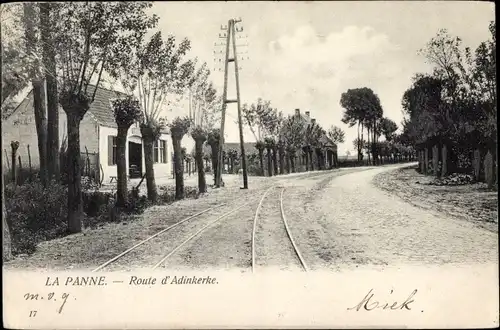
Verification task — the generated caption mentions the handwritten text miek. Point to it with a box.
[347,289,418,311]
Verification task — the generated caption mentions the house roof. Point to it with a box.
[4,85,170,134]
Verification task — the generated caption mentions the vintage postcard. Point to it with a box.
[2,1,498,329]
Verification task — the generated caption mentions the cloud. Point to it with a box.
[235,25,406,154]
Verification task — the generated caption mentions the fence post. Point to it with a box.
[4,149,10,171]
[441,144,448,177]
[484,150,494,189]
[10,142,19,185]
[473,149,481,182]
[432,144,439,177]
[27,145,33,179]
[424,147,429,175]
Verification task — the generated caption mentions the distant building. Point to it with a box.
[292,108,338,167]
[2,85,174,183]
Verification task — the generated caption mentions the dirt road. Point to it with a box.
[5,165,497,271]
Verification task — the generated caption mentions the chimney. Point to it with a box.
[311,118,316,125]
[305,111,310,118]
[295,108,300,115]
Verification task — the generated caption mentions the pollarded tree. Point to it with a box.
[170,117,192,200]
[206,128,221,185]
[111,96,143,207]
[54,2,157,233]
[191,127,207,193]
[264,137,275,176]
[189,66,218,194]
[227,149,238,174]
[255,140,266,176]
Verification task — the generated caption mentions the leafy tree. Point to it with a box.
[111,97,143,207]
[53,2,157,232]
[341,88,382,162]
[241,98,275,141]
[327,125,345,144]
[170,117,192,200]
[379,117,398,142]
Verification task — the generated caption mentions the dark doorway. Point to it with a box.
[128,141,142,178]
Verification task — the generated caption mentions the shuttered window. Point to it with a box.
[108,136,117,165]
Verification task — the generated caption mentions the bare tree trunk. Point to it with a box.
[266,148,273,176]
[40,3,59,182]
[424,147,429,175]
[290,154,295,173]
[66,113,83,233]
[209,143,219,184]
[24,3,48,186]
[142,133,157,203]
[258,150,264,176]
[173,137,184,200]
[116,126,128,207]
[194,139,206,193]
[272,147,278,175]
[309,150,314,171]
[432,144,440,177]
[278,146,285,175]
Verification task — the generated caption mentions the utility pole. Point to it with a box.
[215,18,249,189]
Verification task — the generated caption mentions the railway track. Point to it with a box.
[91,169,350,272]
[251,186,308,272]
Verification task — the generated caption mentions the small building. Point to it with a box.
[2,85,174,183]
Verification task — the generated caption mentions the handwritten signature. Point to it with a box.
[24,292,71,314]
[347,289,418,311]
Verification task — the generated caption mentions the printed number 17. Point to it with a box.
[29,311,37,317]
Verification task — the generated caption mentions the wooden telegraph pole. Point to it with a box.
[215,18,249,189]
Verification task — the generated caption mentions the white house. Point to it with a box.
[2,85,175,183]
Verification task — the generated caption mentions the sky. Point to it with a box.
[150,1,494,154]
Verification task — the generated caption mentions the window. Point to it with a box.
[159,140,167,163]
[108,136,117,165]
[154,140,159,163]
[154,139,168,164]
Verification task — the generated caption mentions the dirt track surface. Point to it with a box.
[4,165,497,271]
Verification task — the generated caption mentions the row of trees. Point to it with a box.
[401,22,496,186]
[241,100,346,176]
[340,87,405,164]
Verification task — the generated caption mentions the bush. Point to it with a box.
[5,180,68,255]
[158,185,199,204]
